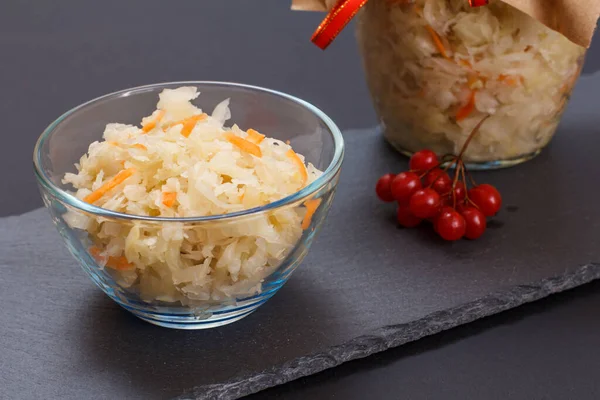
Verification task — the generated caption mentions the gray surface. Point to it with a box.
[190,268,600,399]
[3,72,600,399]
[3,1,600,399]
[250,278,600,400]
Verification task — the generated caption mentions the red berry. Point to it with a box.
[440,205,455,214]
[451,183,466,203]
[460,207,487,240]
[455,201,469,213]
[440,183,466,208]
[409,188,441,219]
[440,194,452,208]
[432,206,454,233]
[436,209,466,241]
[424,169,452,195]
[478,184,502,206]
[397,204,422,228]
[375,174,396,202]
[391,172,422,204]
[409,149,438,172]
[468,186,501,217]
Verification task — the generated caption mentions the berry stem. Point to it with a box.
[456,115,490,160]
[440,156,458,175]
[466,197,479,209]
[451,160,465,208]
[451,160,462,189]
[464,164,478,187]
[415,154,456,179]
[377,114,498,241]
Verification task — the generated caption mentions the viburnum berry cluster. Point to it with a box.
[375,117,502,241]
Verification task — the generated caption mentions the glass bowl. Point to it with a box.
[33,82,344,329]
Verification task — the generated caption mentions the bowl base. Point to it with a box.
[123,303,261,330]
[89,265,288,330]
[131,308,256,329]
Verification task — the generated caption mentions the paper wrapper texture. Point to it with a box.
[291,0,337,11]
[291,0,600,47]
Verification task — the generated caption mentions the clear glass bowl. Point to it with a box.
[356,0,585,169]
[33,82,344,329]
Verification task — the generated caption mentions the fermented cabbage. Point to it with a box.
[62,87,322,305]
[357,0,585,163]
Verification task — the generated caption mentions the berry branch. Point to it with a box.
[375,116,502,241]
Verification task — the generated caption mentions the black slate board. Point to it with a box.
[2,74,600,400]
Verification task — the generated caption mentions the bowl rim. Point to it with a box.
[33,81,344,223]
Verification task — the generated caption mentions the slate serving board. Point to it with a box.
[2,73,600,400]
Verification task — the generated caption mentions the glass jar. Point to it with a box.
[356,0,585,168]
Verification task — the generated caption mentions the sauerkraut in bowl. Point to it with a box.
[356,0,585,167]
[34,82,343,329]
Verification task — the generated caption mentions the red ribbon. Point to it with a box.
[469,0,489,6]
[311,0,370,50]
[311,0,488,50]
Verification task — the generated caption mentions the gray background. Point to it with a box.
[2,0,600,399]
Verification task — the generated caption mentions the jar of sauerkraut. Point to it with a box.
[356,0,585,168]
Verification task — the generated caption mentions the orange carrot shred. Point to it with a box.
[106,256,135,271]
[132,143,147,150]
[467,75,479,87]
[225,132,262,157]
[301,198,322,230]
[83,168,136,204]
[498,74,523,87]
[89,246,103,259]
[425,25,450,60]
[142,121,157,133]
[162,192,177,208]
[246,128,265,144]
[89,246,134,271]
[180,117,200,137]
[142,110,165,133]
[505,77,518,86]
[459,59,472,68]
[286,148,308,186]
[456,91,476,121]
[166,114,208,137]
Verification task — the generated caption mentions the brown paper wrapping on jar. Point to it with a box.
[291,0,600,47]
[291,0,336,11]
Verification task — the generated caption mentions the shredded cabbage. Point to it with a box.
[62,87,322,305]
[356,0,585,162]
